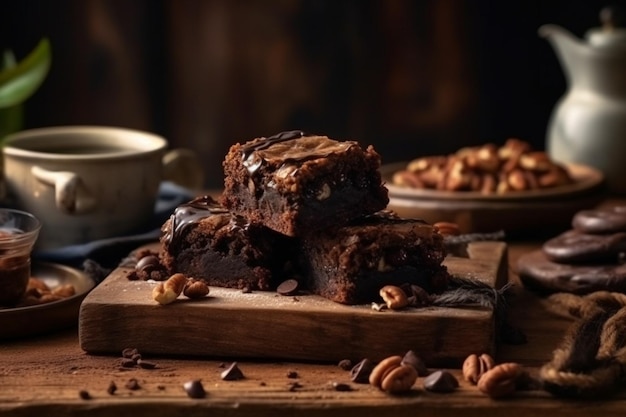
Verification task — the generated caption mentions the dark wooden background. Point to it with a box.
[1,0,620,188]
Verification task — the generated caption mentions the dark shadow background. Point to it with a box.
[1,0,622,188]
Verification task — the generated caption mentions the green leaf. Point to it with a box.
[2,50,17,71]
[0,38,51,109]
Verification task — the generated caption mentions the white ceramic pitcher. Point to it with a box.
[540,6,626,194]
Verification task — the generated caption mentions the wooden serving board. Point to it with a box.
[79,241,508,366]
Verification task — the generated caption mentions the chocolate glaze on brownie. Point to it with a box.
[160,196,294,291]
[221,131,389,237]
[300,211,450,305]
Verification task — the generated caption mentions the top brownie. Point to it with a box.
[221,130,389,236]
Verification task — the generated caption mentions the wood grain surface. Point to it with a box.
[4,242,626,417]
[78,242,508,366]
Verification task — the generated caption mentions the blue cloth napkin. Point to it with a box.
[33,181,196,270]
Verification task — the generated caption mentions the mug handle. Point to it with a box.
[31,166,97,214]
[162,148,204,190]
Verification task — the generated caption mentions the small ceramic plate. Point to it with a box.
[0,262,96,340]
[383,162,605,201]
[382,162,606,236]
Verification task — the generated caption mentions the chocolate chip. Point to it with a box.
[121,347,139,358]
[423,370,459,393]
[137,359,157,369]
[288,381,302,391]
[221,362,245,381]
[183,380,206,399]
[120,358,136,368]
[277,279,299,296]
[125,378,141,390]
[107,381,117,395]
[401,350,429,376]
[338,359,353,371]
[350,358,374,383]
[332,382,352,391]
[286,370,298,379]
[136,255,160,273]
[78,390,91,400]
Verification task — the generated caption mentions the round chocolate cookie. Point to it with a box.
[572,206,626,234]
[542,229,626,264]
[517,250,626,294]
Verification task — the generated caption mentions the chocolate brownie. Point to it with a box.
[159,196,295,291]
[542,229,626,264]
[300,211,449,305]
[572,206,626,234]
[221,130,389,237]
[517,250,626,294]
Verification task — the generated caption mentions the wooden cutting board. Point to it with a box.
[79,241,508,366]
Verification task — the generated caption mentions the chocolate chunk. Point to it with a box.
[120,358,136,368]
[78,390,91,400]
[338,359,353,371]
[137,359,157,369]
[136,255,160,273]
[221,362,245,381]
[107,381,117,395]
[350,358,374,383]
[423,370,459,393]
[125,378,141,390]
[121,347,139,358]
[401,350,429,376]
[183,380,206,399]
[286,370,298,379]
[277,279,299,296]
[332,382,353,391]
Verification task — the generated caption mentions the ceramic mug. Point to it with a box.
[1,126,202,250]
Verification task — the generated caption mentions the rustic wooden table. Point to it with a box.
[1,236,625,416]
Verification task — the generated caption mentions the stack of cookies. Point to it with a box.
[159,130,450,304]
[517,206,626,294]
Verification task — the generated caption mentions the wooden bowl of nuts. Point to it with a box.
[382,139,605,237]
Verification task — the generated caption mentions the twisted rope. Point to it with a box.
[540,291,626,398]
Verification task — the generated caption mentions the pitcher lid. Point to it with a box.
[586,5,626,47]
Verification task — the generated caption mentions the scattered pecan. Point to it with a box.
[379,285,409,310]
[462,353,495,385]
[477,362,524,399]
[152,273,188,305]
[369,355,417,394]
[183,279,210,299]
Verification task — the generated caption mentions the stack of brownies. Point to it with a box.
[159,130,450,305]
